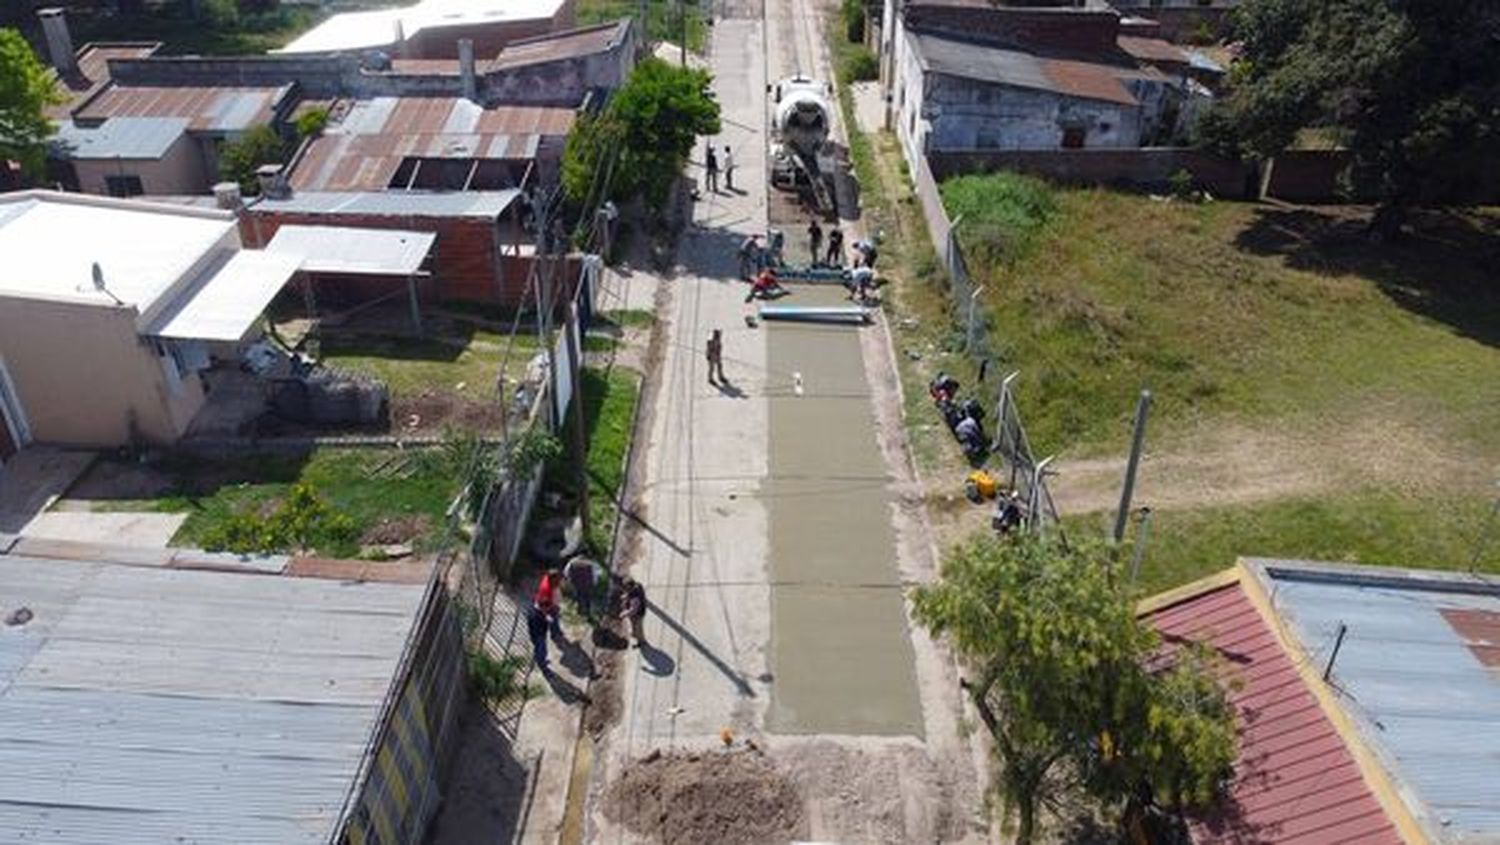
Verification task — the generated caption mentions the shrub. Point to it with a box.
[200,482,358,554]
[295,107,329,139]
[940,172,1058,265]
[468,651,530,704]
[841,0,866,43]
[839,45,879,83]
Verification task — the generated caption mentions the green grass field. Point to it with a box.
[145,449,460,557]
[943,175,1500,458]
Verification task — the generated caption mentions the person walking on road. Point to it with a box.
[620,576,648,647]
[526,603,551,669]
[826,225,844,266]
[705,144,719,193]
[707,328,726,384]
[808,218,823,266]
[722,145,736,191]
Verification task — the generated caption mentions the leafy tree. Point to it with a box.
[218,124,286,195]
[1197,0,1500,237]
[294,106,329,139]
[562,57,721,213]
[913,535,1236,843]
[0,28,61,178]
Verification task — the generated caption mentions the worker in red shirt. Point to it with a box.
[534,568,564,641]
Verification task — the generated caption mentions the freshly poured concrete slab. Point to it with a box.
[766,286,922,737]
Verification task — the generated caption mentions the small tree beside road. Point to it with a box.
[562,57,721,214]
[913,534,1236,844]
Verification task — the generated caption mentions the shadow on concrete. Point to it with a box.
[619,506,692,557]
[639,640,677,677]
[539,665,591,705]
[1233,206,1500,349]
[557,635,597,681]
[713,380,748,399]
[424,695,530,845]
[648,599,755,697]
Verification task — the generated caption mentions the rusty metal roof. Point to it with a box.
[75,85,289,132]
[1147,580,1405,845]
[490,20,628,69]
[289,97,574,191]
[910,32,1141,106]
[1117,35,1189,66]
[47,43,161,119]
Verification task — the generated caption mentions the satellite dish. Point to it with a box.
[90,261,124,306]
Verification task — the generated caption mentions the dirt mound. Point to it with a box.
[361,514,432,544]
[603,748,806,844]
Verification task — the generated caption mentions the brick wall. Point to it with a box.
[930,147,1260,198]
[243,210,581,310]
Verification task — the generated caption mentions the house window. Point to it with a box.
[105,174,144,197]
[1061,126,1086,149]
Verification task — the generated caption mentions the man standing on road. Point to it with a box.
[723,144,736,191]
[620,576,648,648]
[705,144,719,193]
[707,328,726,384]
[808,218,823,266]
[826,225,844,266]
[564,557,598,623]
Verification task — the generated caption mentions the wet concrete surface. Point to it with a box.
[765,285,922,736]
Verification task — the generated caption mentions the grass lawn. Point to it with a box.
[577,0,706,53]
[119,449,462,557]
[545,365,642,555]
[69,4,323,55]
[1072,490,1500,597]
[942,176,1500,458]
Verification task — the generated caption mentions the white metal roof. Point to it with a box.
[277,0,567,54]
[51,117,190,160]
[266,225,437,276]
[0,191,234,310]
[147,250,302,341]
[0,554,427,844]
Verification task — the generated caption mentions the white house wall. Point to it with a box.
[923,72,1142,150]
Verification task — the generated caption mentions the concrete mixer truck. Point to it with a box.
[768,74,837,215]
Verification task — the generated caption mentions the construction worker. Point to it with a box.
[619,576,648,647]
[705,144,719,193]
[738,234,761,279]
[808,218,823,265]
[826,226,844,266]
[707,328,726,384]
[723,144,736,190]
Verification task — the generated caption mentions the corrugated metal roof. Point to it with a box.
[255,189,519,217]
[910,31,1140,106]
[1260,560,1500,844]
[75,85,287,133]
[490,20,628,69]
[0,554,425,843]
[147,249,302,341]
[266,225,437,275]
[52,117,189,160]
[289,98,573,191]
[1118,35,1189,66]
[47,43,161,119]
[1146,580,1404,845]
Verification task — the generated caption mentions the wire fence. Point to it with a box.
[911,152,1062,536]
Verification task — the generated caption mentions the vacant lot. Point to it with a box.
[71,448,459,558]
[931,173,1500,581]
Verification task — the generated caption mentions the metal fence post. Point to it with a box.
[1113,389,1153,545]
[965,285,985,355]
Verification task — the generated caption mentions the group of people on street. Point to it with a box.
[704,142,737,193]
[527,558,649,670]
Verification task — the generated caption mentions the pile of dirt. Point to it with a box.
[602,748,806,844]
[392,391,504,434]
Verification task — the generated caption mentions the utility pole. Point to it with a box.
[1113,389,1152,545]
[563,298,590,542]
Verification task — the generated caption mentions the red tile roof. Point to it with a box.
[1146,581,1404,845]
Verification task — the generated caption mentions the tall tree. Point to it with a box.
[1198,0,1500,237]
[562,57,721,214]
[0,28,61,178]
[912,535,1236,844]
